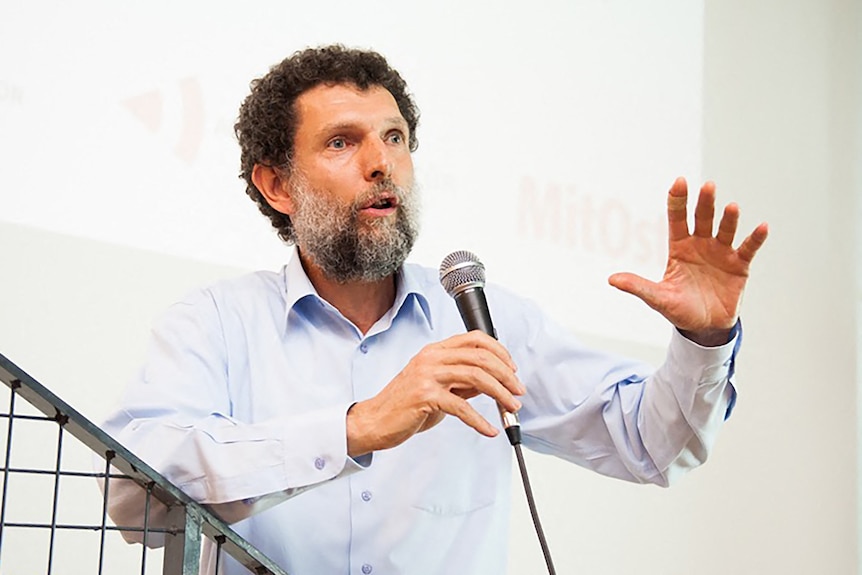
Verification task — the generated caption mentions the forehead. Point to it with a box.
[293,83,405,135]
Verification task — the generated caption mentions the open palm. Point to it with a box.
[609,178,769,346]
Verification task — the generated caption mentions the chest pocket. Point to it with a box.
[406,397,509,516]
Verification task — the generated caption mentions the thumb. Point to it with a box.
[608,272,661,310]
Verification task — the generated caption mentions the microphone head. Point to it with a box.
[439,250,486,297]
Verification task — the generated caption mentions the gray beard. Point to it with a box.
[288,174,420,283]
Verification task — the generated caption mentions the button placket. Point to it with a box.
[352,337,379,575]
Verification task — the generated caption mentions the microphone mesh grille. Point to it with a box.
[439,250,486,296]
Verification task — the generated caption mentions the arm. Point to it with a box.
[101,289,365,539]
[518,178,765,484]
[510,297,742,486]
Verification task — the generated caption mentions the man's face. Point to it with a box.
[282,83,419,282]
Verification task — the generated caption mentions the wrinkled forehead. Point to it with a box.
[293,83,408,136]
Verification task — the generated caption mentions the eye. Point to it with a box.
[328,137,347,150]
[387,130,405,145]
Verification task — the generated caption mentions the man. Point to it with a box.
[103,45,768,574]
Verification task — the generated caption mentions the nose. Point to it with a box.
[363,138,392,182]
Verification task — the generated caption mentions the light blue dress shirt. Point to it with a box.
[102,249,740,575]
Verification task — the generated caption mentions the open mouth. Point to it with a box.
[360,194,399,212]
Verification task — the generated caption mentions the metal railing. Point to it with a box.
[0,352,288,575]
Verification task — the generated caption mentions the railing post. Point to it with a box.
[162,503,203,575]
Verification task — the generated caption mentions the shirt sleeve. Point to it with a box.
[509,297,740,487]
[100,288,368,538]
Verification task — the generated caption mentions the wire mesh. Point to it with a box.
[0,353,288,575]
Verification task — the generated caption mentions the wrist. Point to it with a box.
[346,401,373,458]
[678,322,737,347]
[681,330,729,347]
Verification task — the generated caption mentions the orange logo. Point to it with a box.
[122,77,204,164]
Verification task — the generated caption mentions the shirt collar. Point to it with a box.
[281,248,433,332]
[392,262,434,330]
[282,247,319,317]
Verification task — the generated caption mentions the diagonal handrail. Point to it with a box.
[0,351,288,575]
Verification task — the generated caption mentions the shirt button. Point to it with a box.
[361,564,373,574]
[314,457,326,470]
[359,343,369,354]
[361,490,372,502]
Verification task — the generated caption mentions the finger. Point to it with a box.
[416,341,524,407]
[736,222,769,263]
[667,177,690,242]
[423,339,524,398]
[439,360,524,411]
[436,393,499,438]
[693,181,716,238]
[439,331,518,373]
[716,203,740,246]
[608,272,662,312]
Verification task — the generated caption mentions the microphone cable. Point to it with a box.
[516,443,557,575]
[505,424,557,575]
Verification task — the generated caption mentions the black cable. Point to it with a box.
[512,440,557,575]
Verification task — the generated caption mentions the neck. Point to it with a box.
[298,250,397,335]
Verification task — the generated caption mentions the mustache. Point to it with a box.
[352,178,411,212]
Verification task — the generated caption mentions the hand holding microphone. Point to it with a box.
[439,250,522,445]
[347,260,526,457]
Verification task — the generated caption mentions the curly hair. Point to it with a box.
[234,45,420,243]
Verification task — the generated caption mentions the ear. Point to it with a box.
[252,164,296,215]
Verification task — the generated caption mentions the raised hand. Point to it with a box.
[346,331,524,457]
[608,177,768,346]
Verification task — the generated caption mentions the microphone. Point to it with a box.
[439,250,521,446]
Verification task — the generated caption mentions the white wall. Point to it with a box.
[0,0,705,345]
[700,1,858,572]
[0,1,858,574]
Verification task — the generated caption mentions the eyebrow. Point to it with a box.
[381,116,410,130]
[317,116,409,136]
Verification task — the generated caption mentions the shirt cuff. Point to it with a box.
[676,318,742,348]
[211,402,371,524]
[279,401,360,487]
[663,319,742,419]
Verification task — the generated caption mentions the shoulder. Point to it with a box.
[401,260,541,339]
[161,269,287,326]
[177,269,283,303]
[401,261,531,306]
